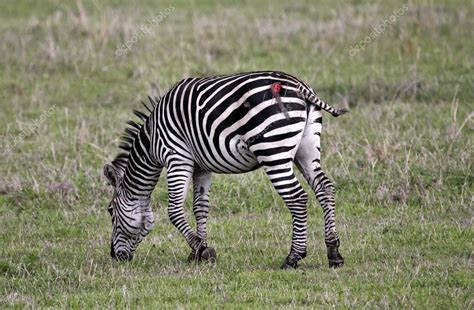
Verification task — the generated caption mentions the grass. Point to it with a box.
[0,0,473,308]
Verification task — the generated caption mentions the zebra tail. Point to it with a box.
[298,85,349,117]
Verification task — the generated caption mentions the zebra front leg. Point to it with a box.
[166,164,208,261]
[263,163,309,269]
[187,170,216,263]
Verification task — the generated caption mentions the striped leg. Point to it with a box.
[299,164,344,268]
[295,109,344,268]
[193,170,212,244]
[166,163,205,256]
[263,163,309,269]
[187,170,216,262]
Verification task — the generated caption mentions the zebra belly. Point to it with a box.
[191,135,259,174]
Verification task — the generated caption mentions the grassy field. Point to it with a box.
[0,0,472,308]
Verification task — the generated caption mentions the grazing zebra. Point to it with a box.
[104,71,346,269]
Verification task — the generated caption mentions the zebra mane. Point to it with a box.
[111,96,159,175]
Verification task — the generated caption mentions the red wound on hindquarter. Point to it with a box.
[271,82,289,119]
[271,82,282,93]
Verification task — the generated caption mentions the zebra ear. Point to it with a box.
[104,163,119,187]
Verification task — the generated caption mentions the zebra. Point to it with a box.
[104,71,346,269]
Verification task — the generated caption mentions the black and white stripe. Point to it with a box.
[104,71,345,268]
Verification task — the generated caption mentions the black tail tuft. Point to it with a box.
[333,108,349,117]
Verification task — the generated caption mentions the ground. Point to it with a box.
[0,0,472,308]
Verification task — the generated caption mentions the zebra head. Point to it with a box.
[104,163,155,261]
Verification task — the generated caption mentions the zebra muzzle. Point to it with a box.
[111,243,134,261]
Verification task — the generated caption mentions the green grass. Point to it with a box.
[0,0,473,308]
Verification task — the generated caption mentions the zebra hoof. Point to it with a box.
[281,252,303,269]
[328,253,344,268]
[187,250,199,263]
[281,261,298,269]
[200,247,217,264]
[187,247,217,264]
[328,256,344,268]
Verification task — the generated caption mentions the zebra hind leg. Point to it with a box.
[262,163,309,269]
[313,170,344,268]
[187,170,216,263]
[295,158,344,268]
[295,103,344,268]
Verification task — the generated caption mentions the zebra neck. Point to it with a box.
[122,120,162,199]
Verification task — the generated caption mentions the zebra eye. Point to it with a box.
[107,204,113,216]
